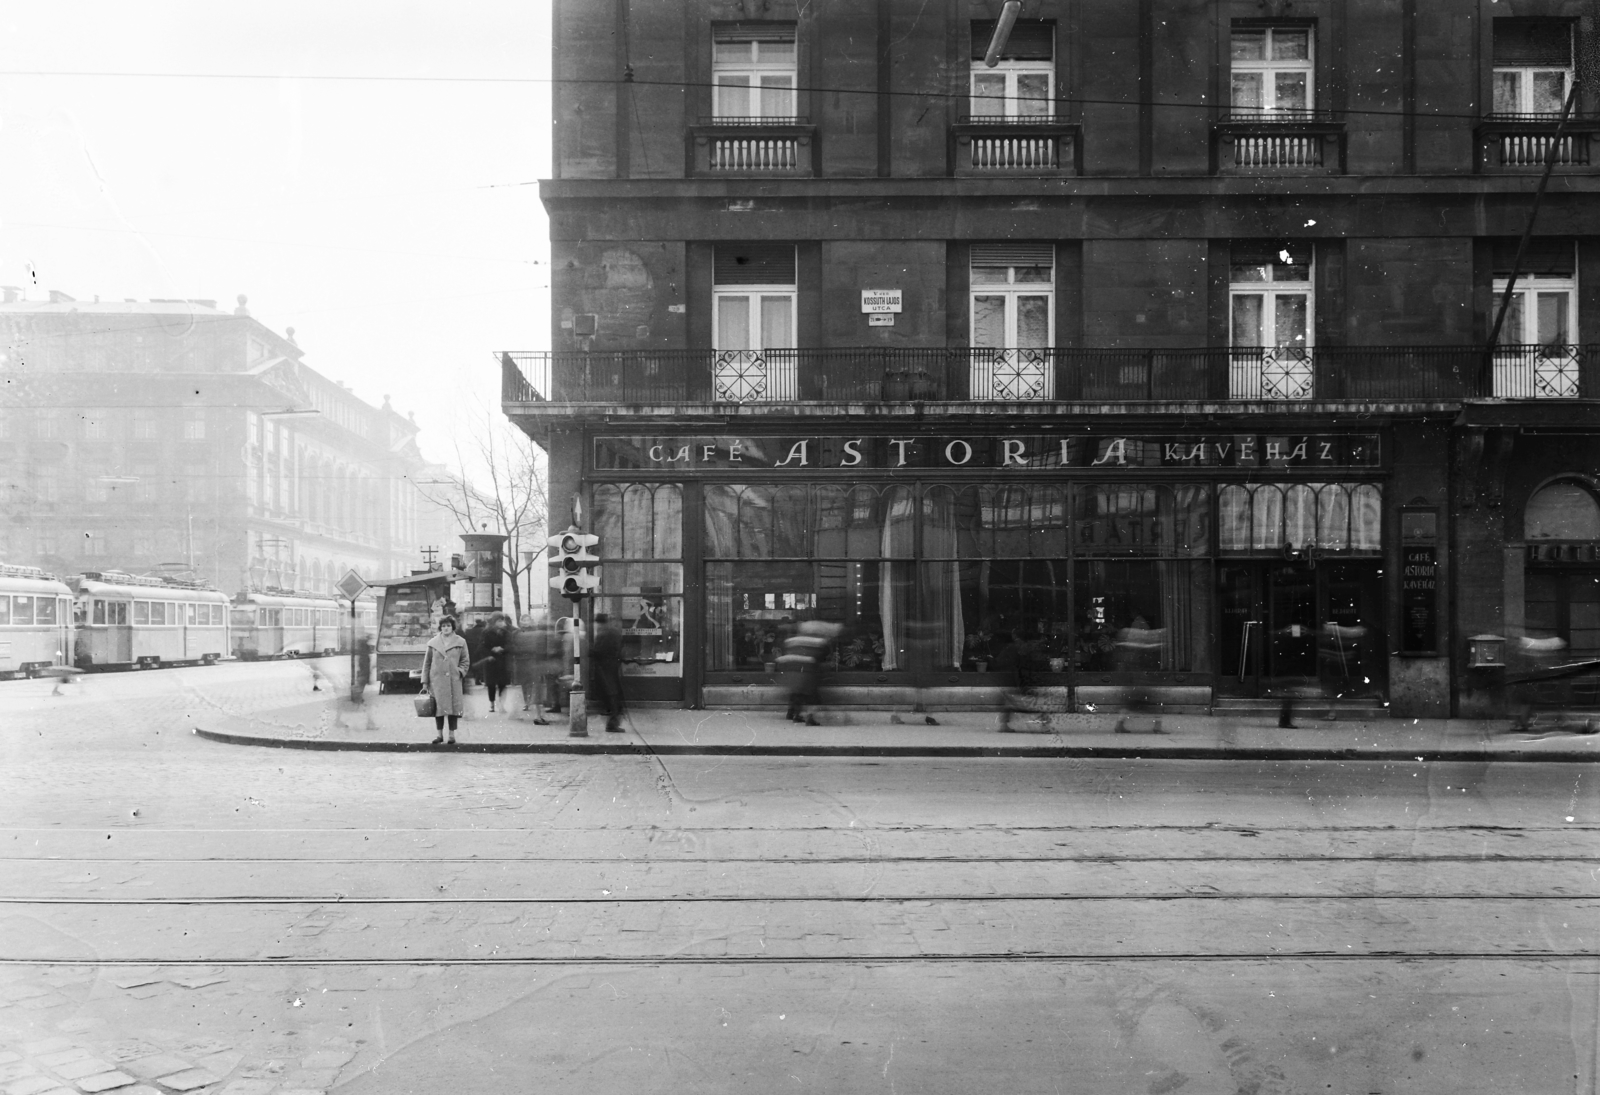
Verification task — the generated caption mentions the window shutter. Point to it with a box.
[1492,19,1573,66]
[1492,238,1575,277]
[970,242,1055,267]
[714,23,796,44]
[714,244,797,286]
[970,20,1054,61]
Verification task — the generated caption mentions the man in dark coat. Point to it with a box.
[463,619,487,687]
[589,613,626,733]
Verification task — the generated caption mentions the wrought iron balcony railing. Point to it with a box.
[500,346,1593,406]
[1213,110,1345,174]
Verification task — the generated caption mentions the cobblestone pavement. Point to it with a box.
[3,662,1600,1093]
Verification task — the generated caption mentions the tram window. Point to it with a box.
[36,598,56,625]
[92,600,105,625]
[0,597,9,625]
[13,596,33,625]
[151,602,167,625]
[185,604,195,625]
[110,602,128,625]
[133,601,150,625]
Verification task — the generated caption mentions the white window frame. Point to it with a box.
[970,260,1055,350]
[1493,23,1574,118]
[1493,270,1577,348]
[712,34,797,120]
[969,60,1055,120]
[1493,64,1573,118]
[1229,250,1315,351]
[712,288,797,353]
[1230,26,1315,119]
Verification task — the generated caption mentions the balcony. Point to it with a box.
[1475,116,1600,173]
[950,117,1081,177]
[501,346,1593,408]
[688,117,817,177]
[1213,111,1345,174]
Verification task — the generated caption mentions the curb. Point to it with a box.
[192,727,1600,763]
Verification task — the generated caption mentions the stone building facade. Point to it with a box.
[0,295,452,596]
[504,0,1600,717]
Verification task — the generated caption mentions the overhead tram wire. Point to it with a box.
[0,68,1530,126]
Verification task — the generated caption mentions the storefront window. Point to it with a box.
[706,484,912,671]
[593,484,684,676]
[1073,485,1212,673]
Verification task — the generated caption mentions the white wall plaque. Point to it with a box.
[860,289,902,313]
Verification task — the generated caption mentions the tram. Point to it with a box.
[230,588,373,660]
[0,564,76,679]
[71,571,231,670]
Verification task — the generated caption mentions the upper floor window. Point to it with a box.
[1231,26,1314,119]
[712,24,796,120]
[1493,19,1574,118]
[133,408,157,440]
[1493,240,1575,349]
[970,20,1054,120]
[82,412,109,440]
[713,244,796,353]
[971,244,1054,349]
[182,411,206,440]
[1230,243,1313,350]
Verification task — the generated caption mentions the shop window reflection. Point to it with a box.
[705,485,912,672]
[591,484,684,677]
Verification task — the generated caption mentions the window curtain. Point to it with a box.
[878,487,914,670]
[919,488,965,669]
[707,562,733,670]
[1157,560,1212,673]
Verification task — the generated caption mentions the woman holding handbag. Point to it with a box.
[419,616,469,745]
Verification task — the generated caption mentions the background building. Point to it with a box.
[0,292,456,595]
[504,0,1600,717]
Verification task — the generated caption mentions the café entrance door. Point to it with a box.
[1219,560,1383,698]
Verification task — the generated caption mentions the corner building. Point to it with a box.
[505,0,1600,718]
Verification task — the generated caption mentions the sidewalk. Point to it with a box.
[191,689,1600,762]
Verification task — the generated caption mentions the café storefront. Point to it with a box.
[581,428,1390,709]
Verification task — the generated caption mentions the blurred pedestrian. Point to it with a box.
[421,616,469,745]
[994,631,1034,732]
[481,612,513,714]
[352,631,372,704]
[513,612,557,725]
[463,618,488,687]
[779,621,832,725]
[590,613,626,733]
[1113,617,1166,733]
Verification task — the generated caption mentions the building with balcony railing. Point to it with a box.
[514,0,1600,720]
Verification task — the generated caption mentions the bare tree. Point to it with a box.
[413,412,548,619]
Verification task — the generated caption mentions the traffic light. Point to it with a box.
[547,527,600,600]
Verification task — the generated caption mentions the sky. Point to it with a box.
[0,0,553,472]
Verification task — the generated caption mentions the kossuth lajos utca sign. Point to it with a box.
[594,433,1382,471]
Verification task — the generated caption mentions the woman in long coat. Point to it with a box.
[421,616,470,744]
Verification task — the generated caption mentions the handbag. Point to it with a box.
[414,693,437,718]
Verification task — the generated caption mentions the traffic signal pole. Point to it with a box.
[548,526,600,738]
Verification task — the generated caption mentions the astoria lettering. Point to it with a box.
[600,433,1381,472]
